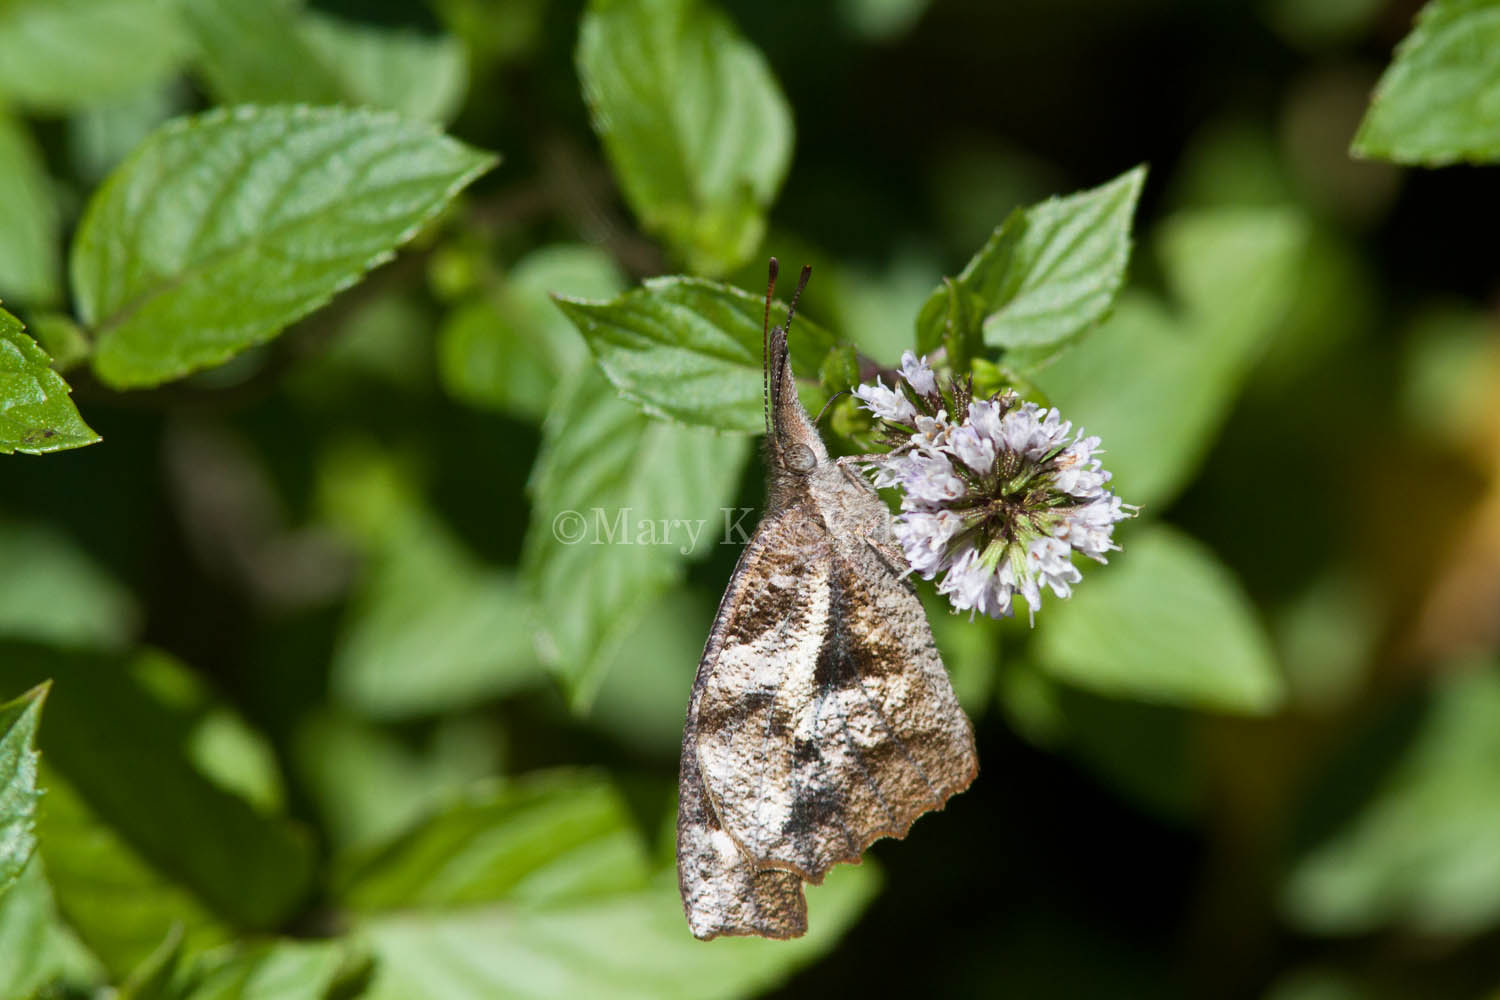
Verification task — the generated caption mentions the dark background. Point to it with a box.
[7,0,1500,996]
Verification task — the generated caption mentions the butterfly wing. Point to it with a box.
[677,507,825,939]
[696,483,978,884]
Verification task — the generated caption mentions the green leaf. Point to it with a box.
[339,771,878,1000]
[319,443,546,719]
[837,0,932,41]
[997,657,1201,822]
[523,366,751,706]
[67,81,183,185]
[0,520,138,649]
[1352,0,1500,164]
[39,767,229,977]
[333,531,545,720]
[0,858,97,1000]
[0,309,99,455]
[0,0,188,112]
[337,771,653,912]
[71,105,497,389]
[554,277,837,433]
[0,683,46,899]
[925,589,1001,716]
[1034,524,1284,714]
[335,562,542,719]
[1033,207,1307,510]
[0,859,57,998]
[294,712,498,851]
[576,0,793,275]
[117,925,190,1000]
[1283,660,1500,937]
[0,113,61,305]
[177,0,343,106]
[181,0,469,123]
[0,644,314,975]
[25,314,92,372]
[298,11,470,124]
[439,244,626,421]
[587,589,718,758]
[125,937,373,1000]
[362,869,877,1000]
[915,166,1146,365]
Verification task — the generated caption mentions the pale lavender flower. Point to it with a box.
[854,353,1134,622]
[852,378,917,425]
[900,350,938,396]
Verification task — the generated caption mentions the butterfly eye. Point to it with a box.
[785,444,816,473]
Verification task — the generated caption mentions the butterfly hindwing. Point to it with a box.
[677,508,823,939]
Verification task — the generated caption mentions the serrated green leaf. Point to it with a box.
[1034,524,1283,714]
[1353,0,1500,164]
[0,683,47,899]
[523,366,750,706]
[1034,207,1307,510]
[916,166,1146,366]
[555,277,837,433]
[577,0,792,276]
[0,644,314,975]
[0,309,99,455]
[439,244,625,421]
[0,520,138,649]
[71,105,496,389]
[0,113,61,305]
[340,770,878,1000]
[0,0,188,112]
[1283,660,1500,937]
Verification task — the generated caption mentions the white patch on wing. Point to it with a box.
[697,565,832,860]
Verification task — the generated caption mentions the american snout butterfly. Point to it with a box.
[676,260,979,940]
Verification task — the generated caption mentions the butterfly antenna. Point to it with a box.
[784,264,812,336]
[763,258,779,437]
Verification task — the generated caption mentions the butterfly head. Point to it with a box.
[761,259,830,489]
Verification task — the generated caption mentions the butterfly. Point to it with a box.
[676,259,978,940]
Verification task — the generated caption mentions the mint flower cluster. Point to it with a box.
[855,353,1133,621]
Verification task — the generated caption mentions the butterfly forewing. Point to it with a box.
[696,480,977,883]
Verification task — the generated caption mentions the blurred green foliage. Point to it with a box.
[1,0,1499,997]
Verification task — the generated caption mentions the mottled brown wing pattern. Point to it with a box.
[676,507,830,940]
[696,484,978,884]
[677,730,807,940]
[678,258,977,940]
